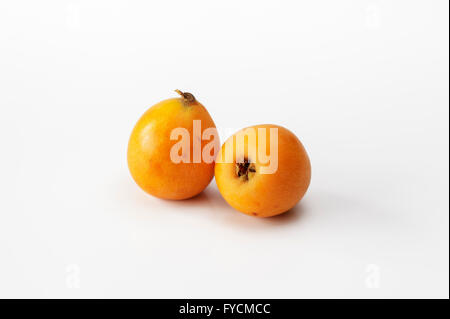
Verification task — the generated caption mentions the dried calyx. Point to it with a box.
[235,158,256,181]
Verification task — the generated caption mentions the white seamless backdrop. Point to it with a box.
[0,0,448,298]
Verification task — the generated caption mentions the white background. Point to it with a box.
[0,0,448,298]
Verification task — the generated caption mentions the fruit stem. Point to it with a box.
[175,89,196,103]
